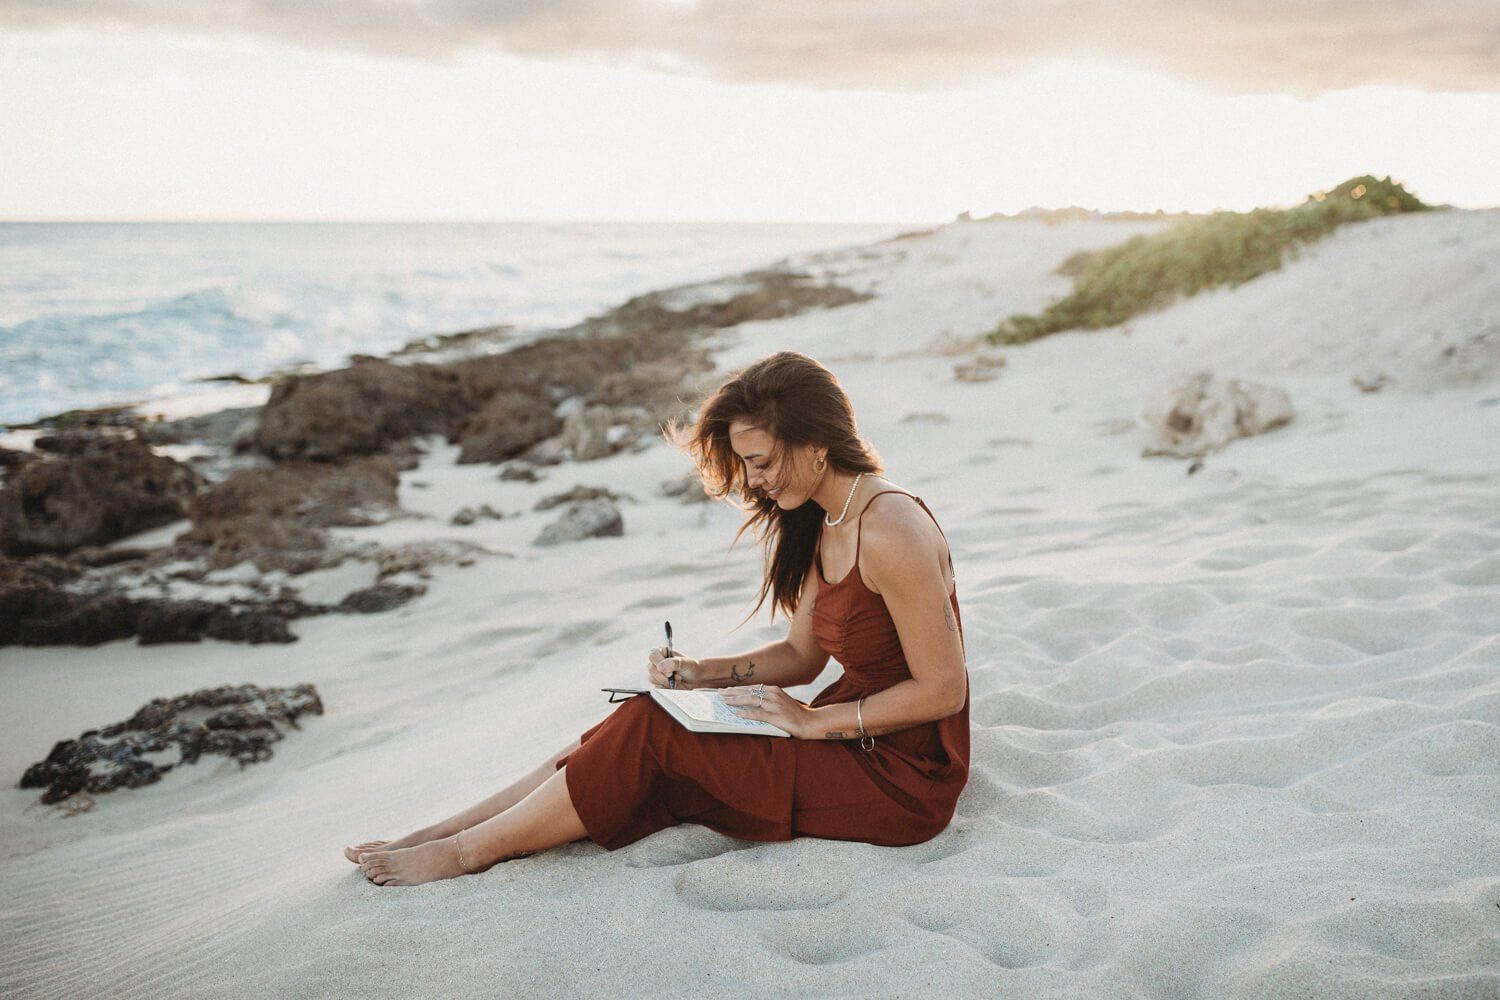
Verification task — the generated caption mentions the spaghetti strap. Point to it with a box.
[854,490,955,580]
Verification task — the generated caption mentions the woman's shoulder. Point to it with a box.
[859,479,941,543]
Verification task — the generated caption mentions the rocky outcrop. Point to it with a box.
[0,434,205,556]
[18,682,323,806]
[0,552,325,646]
[454,389,562,464]
[534,497,624,546]
[254,357,481,462]
[176,456,405,573]
[1141,371,1294,459]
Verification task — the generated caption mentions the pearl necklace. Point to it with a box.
[824,472,865,527]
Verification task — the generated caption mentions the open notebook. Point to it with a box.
[601,688,792,738]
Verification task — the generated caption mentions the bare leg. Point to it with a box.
[360,765,587,886]
[344,736,581,862]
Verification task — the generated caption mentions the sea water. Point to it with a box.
[0,220,915,427]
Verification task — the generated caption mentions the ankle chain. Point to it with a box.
[454,830,477,873]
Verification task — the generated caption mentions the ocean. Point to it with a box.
[0,220,915,427]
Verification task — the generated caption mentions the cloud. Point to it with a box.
[3,0,1497,95]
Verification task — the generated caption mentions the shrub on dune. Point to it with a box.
[987,175,1431,345]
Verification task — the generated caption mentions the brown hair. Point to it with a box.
[664,350,884,624]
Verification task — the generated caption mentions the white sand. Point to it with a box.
[3,211,1498,998]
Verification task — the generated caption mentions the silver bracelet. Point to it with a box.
[856,697,874,752]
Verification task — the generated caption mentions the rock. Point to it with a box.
[535,484,626,511]
[17,682,323,805]
[954,352,1007,383]
[254,357,479,462]
[177,456,404,573]
[478,504,504,520]
[534,498,624,546]
[660,472,712,504]
[454,389,562,464]
[1141,371,1294,459]
[373,539,502,582]
[0,434,205,556]
[499,465,541,483]
[451,506,477,526]
[0,550,323,647]
[519,437,567,466]
[336,582,426,614]
[141,405,262,453]
[1352,372,1391,393]
[560,405,614,461]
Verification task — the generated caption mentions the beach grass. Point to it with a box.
[987,175,1431,345]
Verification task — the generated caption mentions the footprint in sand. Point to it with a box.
[672,853,852,911]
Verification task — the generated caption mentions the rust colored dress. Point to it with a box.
[555,490,969,850]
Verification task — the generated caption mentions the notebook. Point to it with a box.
[600,687,792,738]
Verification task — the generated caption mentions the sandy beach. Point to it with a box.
[3,210,1499,997]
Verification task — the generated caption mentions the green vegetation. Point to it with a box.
[987,175,1431,346]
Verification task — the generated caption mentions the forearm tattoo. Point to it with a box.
[708,660,757,685]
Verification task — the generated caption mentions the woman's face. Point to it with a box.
[727,419,819,509]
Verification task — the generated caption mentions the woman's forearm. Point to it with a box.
[695,640,810,688]
[806,678,960,741]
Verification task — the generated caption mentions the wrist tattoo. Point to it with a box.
[730,660,756,683]
[824,731,848,740]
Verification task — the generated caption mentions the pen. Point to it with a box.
[664,620,675,689]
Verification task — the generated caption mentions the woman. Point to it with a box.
[347,350,969,886]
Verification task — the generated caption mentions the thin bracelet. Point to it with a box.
[856,697,875,752]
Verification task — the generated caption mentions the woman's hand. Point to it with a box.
[720,685,816,740]
[648,646,705,689]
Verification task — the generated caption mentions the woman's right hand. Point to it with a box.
[648,646,704,689]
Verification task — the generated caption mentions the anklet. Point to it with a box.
[454,830,477,873]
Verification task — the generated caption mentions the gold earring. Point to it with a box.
[813,454,827,474]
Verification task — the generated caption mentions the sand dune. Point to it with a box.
[3,211,1498,998]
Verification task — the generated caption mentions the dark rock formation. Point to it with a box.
[17,682,323,805]
[0,552,324,646]
[337,582,426,614]
[177,456,405,573]
[0,434,205,556]
[254,357,481,462]
[454,389,562,464]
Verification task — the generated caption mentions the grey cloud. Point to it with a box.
[2,0,1497,94]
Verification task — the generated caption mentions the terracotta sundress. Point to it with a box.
[555,490,969,850]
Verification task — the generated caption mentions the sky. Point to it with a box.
[1,1,1496,223]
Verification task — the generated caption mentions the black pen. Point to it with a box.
[664,620,675,689]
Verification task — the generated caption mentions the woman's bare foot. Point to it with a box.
[344,824,447,862]
[359,836,470,887]
[344,840,390,863]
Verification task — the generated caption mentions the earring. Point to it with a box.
[812,453,827,474]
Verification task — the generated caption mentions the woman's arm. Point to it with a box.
[693,639,810,688]
[802,498,966,739]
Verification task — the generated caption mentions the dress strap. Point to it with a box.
[855,491,955,580]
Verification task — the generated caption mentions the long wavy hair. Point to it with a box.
[664,351,884,625]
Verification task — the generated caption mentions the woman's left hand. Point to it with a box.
[720,685,815,740]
